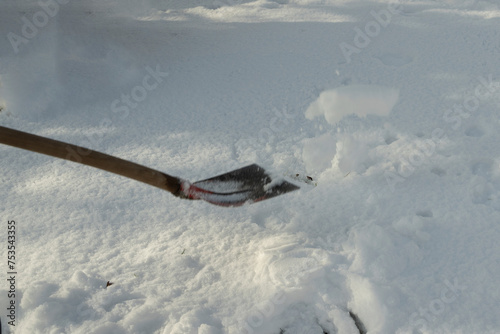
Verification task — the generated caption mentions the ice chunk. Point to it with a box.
[305,85,399,125]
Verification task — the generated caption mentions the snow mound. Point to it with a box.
[302,129,389,175]
[305,85,399,125]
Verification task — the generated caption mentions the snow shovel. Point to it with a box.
[0,126,299,206]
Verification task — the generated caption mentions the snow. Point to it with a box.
[305,85,399,125]
[1,0,500,333]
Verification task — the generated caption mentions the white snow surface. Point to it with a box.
[305,85,399,125]
[1,0,500,333]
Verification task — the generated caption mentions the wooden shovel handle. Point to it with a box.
[0,126,182,196]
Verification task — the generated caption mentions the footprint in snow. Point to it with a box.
[416,210,433,218]
[431,167,446,177]
[464,125,484,138]
[384,134,398,145]
[375,53,413,67]
[469,177,494,205]
[469,160,497,206]
[471,159,493,178]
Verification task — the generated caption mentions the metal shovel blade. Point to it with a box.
[181,164,300,206]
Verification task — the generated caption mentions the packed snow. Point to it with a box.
[1,0,500,333]
[305,85,399,125]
